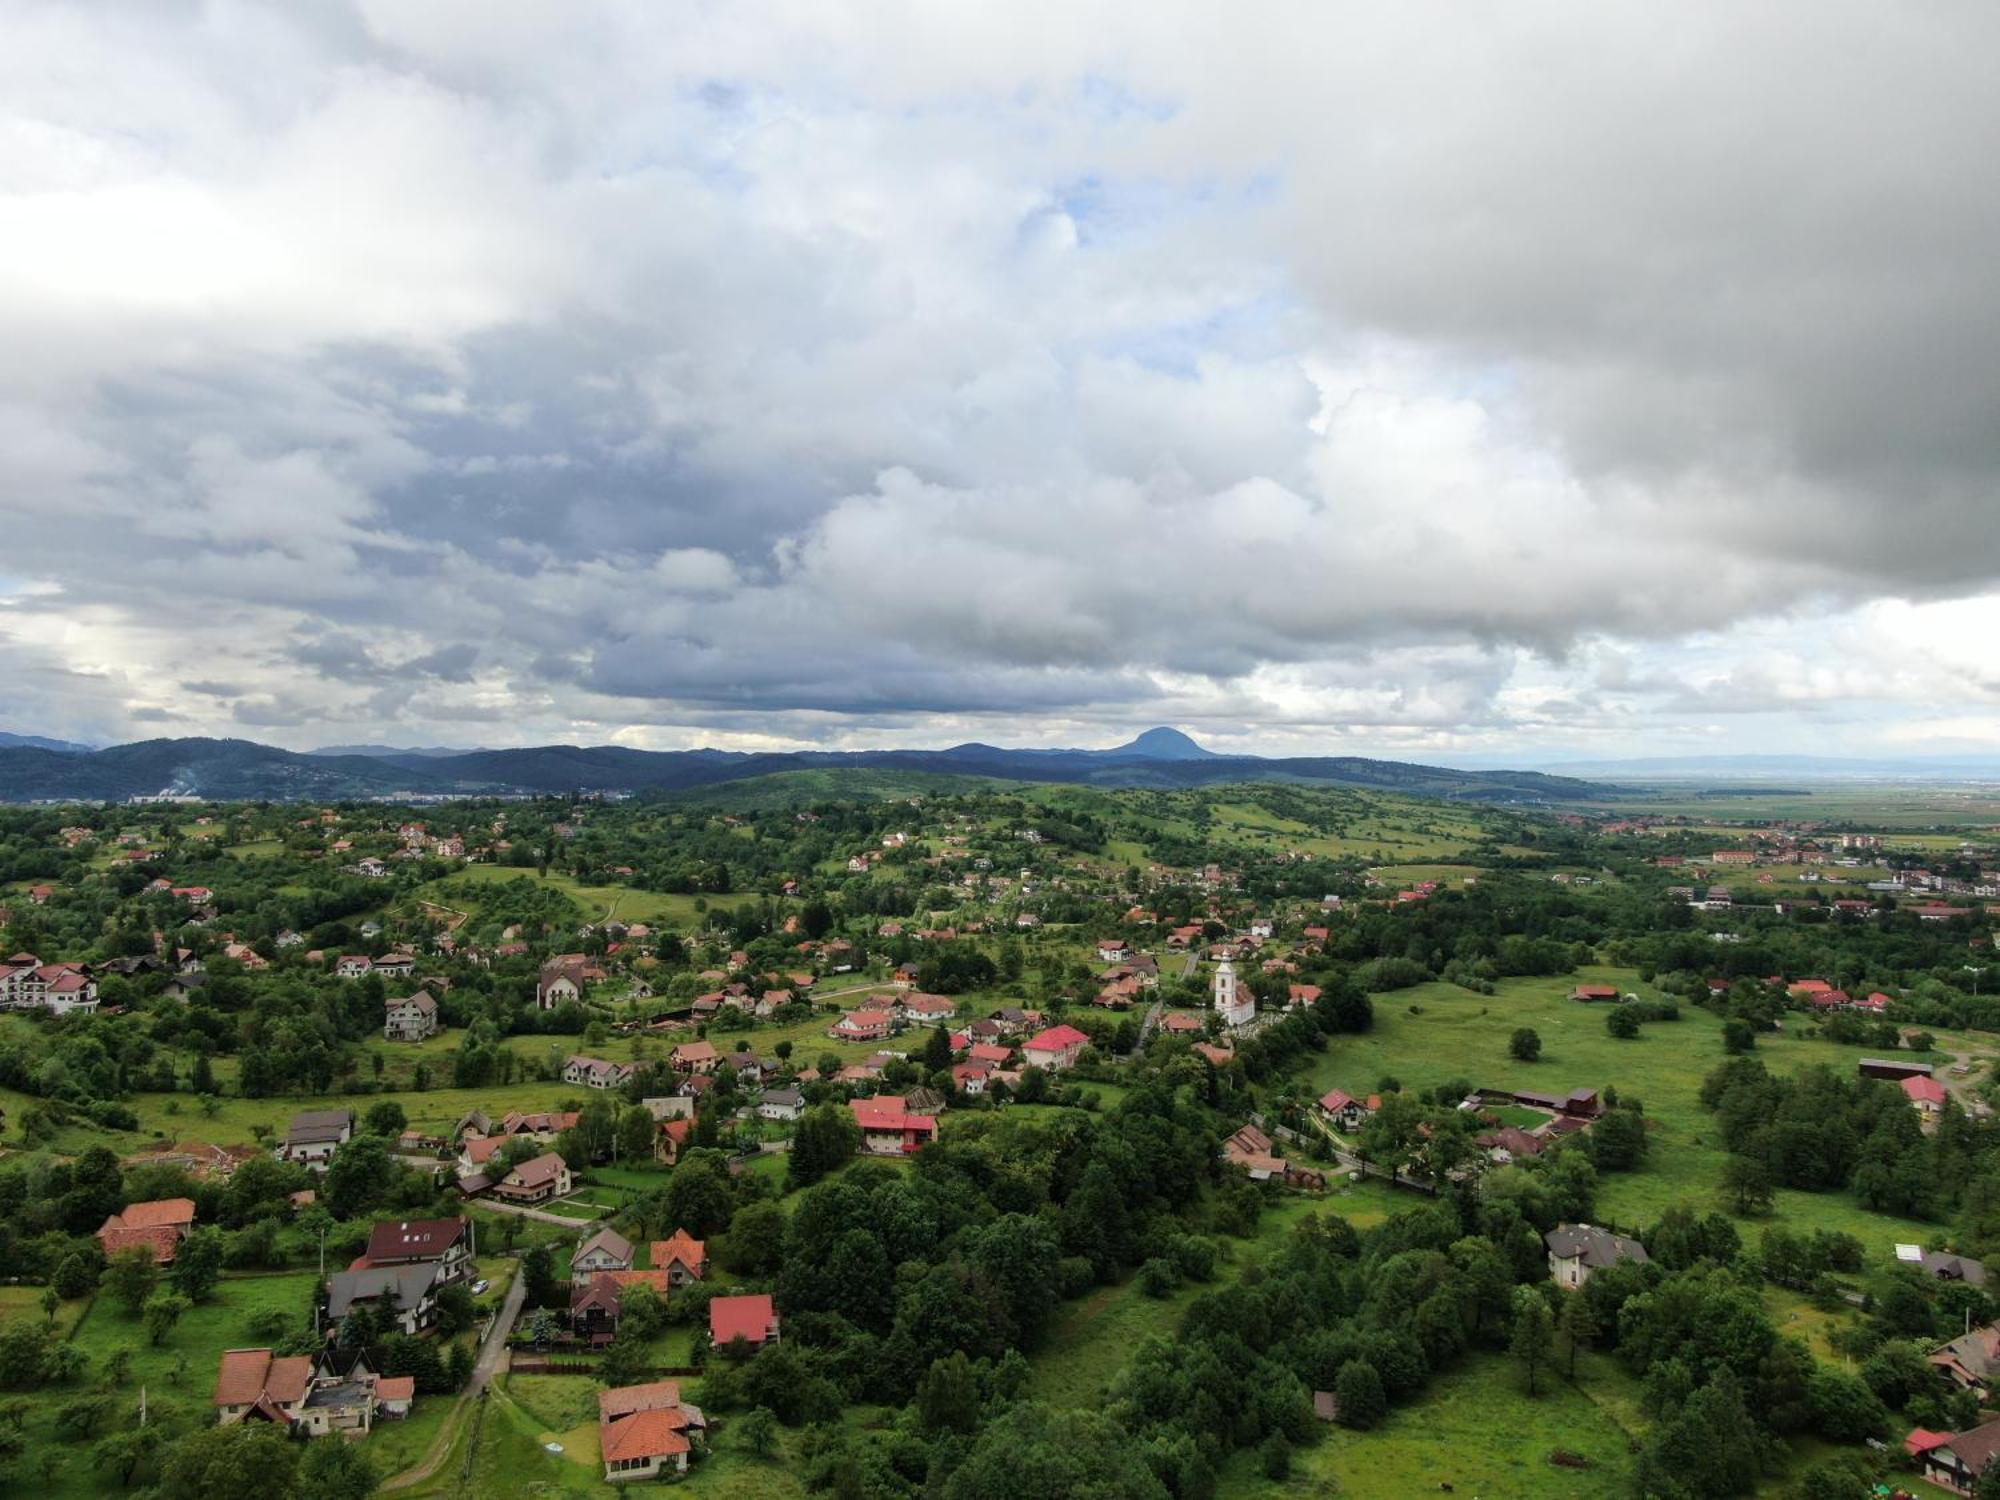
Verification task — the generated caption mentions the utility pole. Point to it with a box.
[1967,966,1987,998]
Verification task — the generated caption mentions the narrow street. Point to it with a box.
[381,1268,528,1491]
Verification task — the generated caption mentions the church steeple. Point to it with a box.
[1213,955,1253,1028]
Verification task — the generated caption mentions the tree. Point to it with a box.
[102,1246,159,1317]
[294,1440,378,1500]
[1722,1019,1755,1054]
[170,1227,224,1302]
[922,1026,954,1076]
[91,1426,162,1488]
[1589,1109,1648,1171]
[1557,1291,1598,1378]
[53,1251,97,1301]
[1333,1359,1386,1429]
[1793,1455,1881,1500]
[917,1351,980,1434]
[521,1245,562,1309]
[143,1291,191,1346]
[617,1282,667,1342]
[1508,1028,1542,1062]
[661,1152,736,1237]
[157,1423,298,1500]
[324,1134,395,1220]
[737,1405,778,1459]
[942,1403,1174,1500]
[788,1103,860,1191]
[721,1201,786,1278]
[1510,1288,1555,1395]
[598,1336,650,1388]
[1721,1155,1775,1216]
[363,1100,407,1137]
[615,1106,655,1164]
[1606,1007,1642,1039]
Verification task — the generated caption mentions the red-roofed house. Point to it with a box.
[601,1404,693,1482]
[1022,1023,1090,1071]
[1904,1074,1950,1119]
[830,1008,892,1042]
[652,1230,708,1285]
[1287,983,1322,1009]
[709,1293,780,1352]
[1316,1089,1376,1133]
[99,1197,196,1264]
[849,1096,940,1155]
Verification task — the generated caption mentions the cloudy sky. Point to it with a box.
[5,2,1999,762]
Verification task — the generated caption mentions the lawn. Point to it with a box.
[1306,968,1944,1257]
[417,866,755,931]
[1220,1351,1640,1499]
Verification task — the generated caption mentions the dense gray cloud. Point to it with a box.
[1,1,1998,757]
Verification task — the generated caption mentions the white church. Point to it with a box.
[1213,957,1256,1029]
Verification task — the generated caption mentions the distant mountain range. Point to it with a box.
[0,730,94,754]
[0,725,1611,804]
[1532,753,2000,779]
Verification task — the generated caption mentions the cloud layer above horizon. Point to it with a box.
[4,1,2000,760]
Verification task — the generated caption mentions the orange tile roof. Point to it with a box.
[601,1407,692,1463]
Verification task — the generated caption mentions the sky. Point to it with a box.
[4,1,2000,763]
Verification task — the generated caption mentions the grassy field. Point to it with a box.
[416,866,755,930]
[1306,968,1964,1256]
[1220,1351,1640,1499]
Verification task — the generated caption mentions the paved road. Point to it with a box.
[473,1271,527,1392]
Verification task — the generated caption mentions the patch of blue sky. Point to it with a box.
[1097,294,1300,378]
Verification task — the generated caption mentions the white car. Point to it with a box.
[470,1279,490,1295]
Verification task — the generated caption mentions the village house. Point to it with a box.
[383,991,440,1042]
[1930,1323,2000,1400]
[98,1196,196,1264]
[653,1116,693,1166]
[1902,1245,1990,1286]
[564,1055,636,1090]
[599,1382,702,1484]
[280,1108,355,1169]
[373,952,416,978]
[1910,1419,2000,1494]
[654,1229,709,1286]
[536,955,591,1009]
[365,1217,476,1284]
[670,1040,720,1074]
[831,1008,893,1042]
[1545,1223,1649,1288]
[492,1151,572,1206]
[571,1227,635,1288]
[334,955,373,979]
[326,1262,448,1336]
[1904,1074,1950,1120]
[850,1095,941,1156]
[1316,1089,1378,1133]
[214,1346,405,1435]
[1570,984,1621,1004]
[899,992,959,1023]
[709,1293,780,1352]
[1022,1023,1090,1071]
[758,1087,805,1122]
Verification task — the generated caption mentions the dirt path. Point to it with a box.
[381,1272,527,1491]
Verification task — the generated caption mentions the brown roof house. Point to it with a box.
[99,1197,196,1264]
[1914,1418,2000,1494]
[492,1151,572,1206]
[571,1228,635,1288]
[383,992,440,1042]
[214,1346,389,1435]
